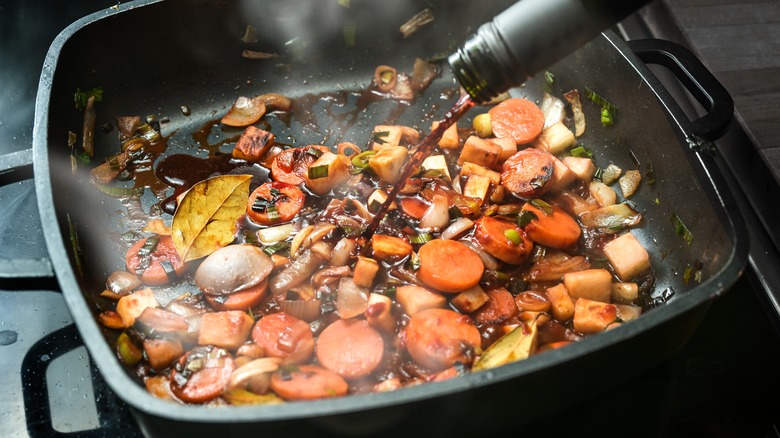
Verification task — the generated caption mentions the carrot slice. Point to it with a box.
[488,97,545,145]
[473,216,533,264]
[125,235,186,286]
[170,346,235,404]
[404,308,481,371]
[251,312,314,364]
[270,145,329,185]
[204,278,268,311]
[417,239,484,293]
[520,202,581,249]
[315,319,385,379]
[246,181,305,225]
[501,148,555,199]
[270,364,348,401]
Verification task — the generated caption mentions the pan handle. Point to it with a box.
[627,38,733,142]
[22,323,140,437]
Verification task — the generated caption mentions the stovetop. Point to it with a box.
[2,1,780,437]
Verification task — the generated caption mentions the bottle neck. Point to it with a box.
[449,0,651,103]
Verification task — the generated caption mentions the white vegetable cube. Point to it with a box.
[432,120,459,149]
[421,154,451,180]
[490,137,517,164]
[369,145,408,184]
[463,174,492,202]
[370,125,420,150]
[544,156,576,193]
[460,162,501,185]
[367,189,396,211]
[532,121,575,155]
[603,232,651,281]
[563,269,613,303]
[304,152,350,195]
[561,156,596,181]
[458,135,501,168]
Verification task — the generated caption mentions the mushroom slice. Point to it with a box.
[194,244,273,295]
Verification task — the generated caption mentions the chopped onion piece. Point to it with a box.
[331,237,357,267]
[619,169,641,198]
[336,277,369,319]
[441,217,475,240]
[563,90,586,137]
[221,96,266,127]
[579,203,642,233]
[280,299,322,322]
[419,194,449,230]
[228,357,282,393]
[464,241,499,271]
[541,93,565,129]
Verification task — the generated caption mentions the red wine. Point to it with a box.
[363,93,474,237]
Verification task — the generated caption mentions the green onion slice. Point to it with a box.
[504,229,522,246]
[516,210,538,227]
[308,164,329,180]
[409,232,433,244]
[530,199,554,216]
[351,150,376,169]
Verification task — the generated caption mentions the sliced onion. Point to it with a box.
[312,265,352,288]
[419,194,449,230]
[331,237,357,267]
[579,203,642,234]
[526,251,591,282]
[336,277,369,319]
[279,299,322,322]
[194,245,273,295]
[221,96,267,127]
[310,241,333,261]
[257,223,295,246]
[441,217,475,240]
[541,93,565,129]
[463,241,499,271]
[563,89,586,137]
[228,357,282,393]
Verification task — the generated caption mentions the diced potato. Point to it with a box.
[463,174,492,202]
[370,125,419,150]
[143,338,184,370]
[544,156,576,193]
[458,135,501,168]
[369,145,408,184]
[450,285,490,313]
[371,234,412,260]
[545,283,575,321]
[365,293,396,334]
[459,162,501,185]
[589,180,617,207]
[116,288,159,327]
[198,311,254,350]
[573,298,618,334]
[563,269,612,303]
[561,156,596,181]
[304,152,350,195]
[490,137,517,164]
[432,120,460,149]
[232,126,274,162]
[396,285,446,316]
[367,189,397,211]
[421,154,451,180]
[353,256,379,288]
[611,282,639,304]
[532,121,575,155]
[603,232,651,281]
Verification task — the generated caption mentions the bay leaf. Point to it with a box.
[171,174,251,262]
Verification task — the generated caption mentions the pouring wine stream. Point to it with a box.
[362,93,474,238]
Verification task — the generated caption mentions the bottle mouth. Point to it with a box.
[447,23,520,104]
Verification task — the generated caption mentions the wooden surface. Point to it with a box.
[643,0,780,180]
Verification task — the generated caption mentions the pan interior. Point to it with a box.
[39,0,738,421]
